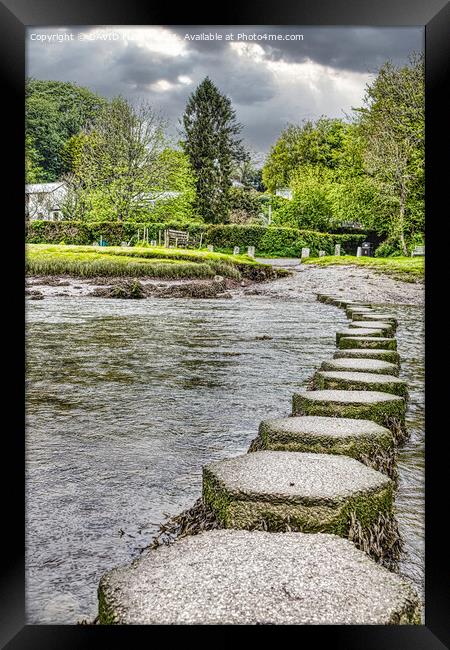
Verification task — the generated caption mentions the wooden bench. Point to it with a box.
[164,229,190,248]
[411,245,425,257]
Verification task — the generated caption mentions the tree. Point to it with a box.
[25,134,45,183]
[181,77,245,223]
[26,79,106,181]
[272,165,334,231]
[356,52,424,254]
[262,118,348,193]
[62,97,170,221]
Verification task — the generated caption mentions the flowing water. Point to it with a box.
[25,293,424,624]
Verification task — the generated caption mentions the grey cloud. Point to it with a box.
[26,25,423,156]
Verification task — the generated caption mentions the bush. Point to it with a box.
[374,239,404,257]
[26,220,367,257]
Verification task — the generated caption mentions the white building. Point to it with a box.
[25,182,67,220]
[275,187,293,200]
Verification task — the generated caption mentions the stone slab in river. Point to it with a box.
[314,370,408,397]
[321,357,399,376]
[334,348,400,364]
[292,389,406,437]
[203,451,393,535]
[336,328,385,344]
[255,415,395,476]
[339,336,398,350]
[97,530,421,625]
[352,313,398,326]
[349,321,394,336]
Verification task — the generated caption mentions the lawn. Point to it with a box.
[302,255,424,282]
[26,244,280,281]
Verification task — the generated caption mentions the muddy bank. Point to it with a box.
[243,262,424,307]
[26,262,423,305]
[26,274,251,300]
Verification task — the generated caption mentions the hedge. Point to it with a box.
[25,221,367,256]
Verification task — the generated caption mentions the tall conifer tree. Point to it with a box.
[181,77,244,223]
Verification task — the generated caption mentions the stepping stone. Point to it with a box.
[313,370,408,397]
[202,451,399,562]
[321,357,399,376]
[253,415,396,477]
[97,529,421,625]
[336,328,385,344]
[334,348,400,364]
[292,389,406,441]
[349,321,394,336]
[317,295,371,309]
[339,337,398,350]
[346,307,374,318]
[352,313,398,326]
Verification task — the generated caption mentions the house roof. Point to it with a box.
[25,182,66,194]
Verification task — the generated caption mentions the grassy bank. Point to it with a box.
[302,255,424,282]
[26,244,284,281]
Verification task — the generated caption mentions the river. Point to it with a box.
[25,290,424,624]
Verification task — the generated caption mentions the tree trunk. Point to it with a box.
[398,187,408,256]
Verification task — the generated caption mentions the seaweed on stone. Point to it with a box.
[348,510,403,570]
[146,498,221,550]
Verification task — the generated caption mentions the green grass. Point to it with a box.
[25,244,271,281]
[302,255,424,282]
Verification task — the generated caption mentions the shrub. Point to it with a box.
[26,220,367,257]
[374,239,404,257]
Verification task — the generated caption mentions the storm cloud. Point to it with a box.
[26,25,423,156]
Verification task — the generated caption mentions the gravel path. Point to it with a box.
[246,261,424,306]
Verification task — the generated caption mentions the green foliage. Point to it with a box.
[25,79,106,181]
[374,239,403,258]
[272,166,334,231]
[356,52,424,253]
[26,220,366,257]
[262,118,349,193]
[302,254,424,282]
[228,187,261,223]
[181,77,244,223]
[25,134,45,183]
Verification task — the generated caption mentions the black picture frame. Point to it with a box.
[2,0,448,646]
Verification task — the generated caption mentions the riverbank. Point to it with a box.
[243,261,424,307]
[26,255,424,305]
[26,244,285,282]
[302,255,424,283]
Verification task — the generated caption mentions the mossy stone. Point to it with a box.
[202,451,395,552]
[334,348,400,364]
[336,329,385,344]
[349,321,395,337]
[352,313,398,327]
[292,389,406,440]
[313,370,408,397]
[255,415,396,478]
[97,529,421,625]
[321,357,399,376]
[339,337,398,350]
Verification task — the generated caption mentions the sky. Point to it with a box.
[26,25,423,160]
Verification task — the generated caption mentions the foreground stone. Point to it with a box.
[202,451,400,562]
[313,370,408,397]
[334,348,401,364]
[292,389,406,441]
[250,415,396,478]
[336,328,386,344]
[349,321,395,337]
[339,336,398,350]
[321,357,399,376]
[97,530,421,625]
